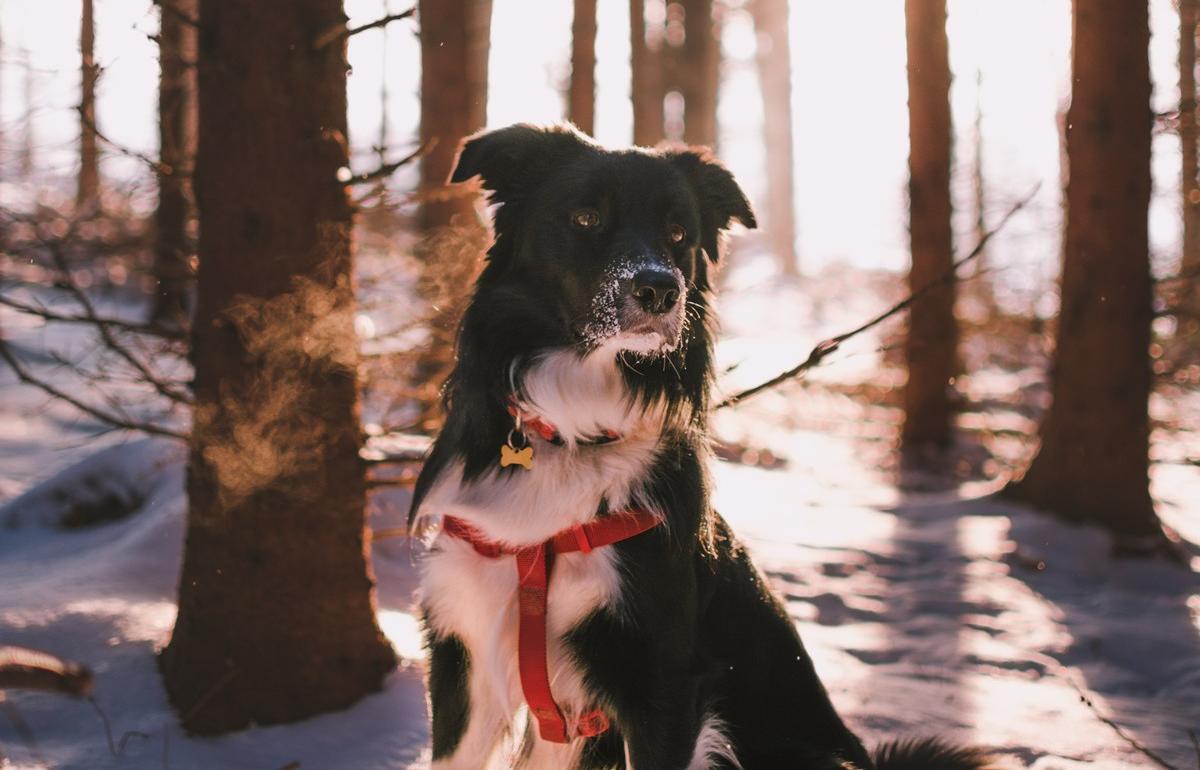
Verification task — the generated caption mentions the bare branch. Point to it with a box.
[1062,672,1181,770]
[345,140,430,186]
[0,646,93,696]
[77,107,174,176]
[38,238,193,405]
[313,8,415,50]
[0,339,187,440]
[716,183,1042,410]
[0,293,187,342]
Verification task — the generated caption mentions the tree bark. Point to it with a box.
[77,0,100,208]
[631,0,665,147]
[901,0,958,450]
[160,0,396,735]
[151,0,198,327]
[679,0,719,148]
[417,0,491,231]
[750,0,798,277]
[569,0,598,135]
[1007,0,1161,539]
[1181,0,1200,317]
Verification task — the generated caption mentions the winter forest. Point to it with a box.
[1,0,1199,768]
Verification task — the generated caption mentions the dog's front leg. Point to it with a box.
[426,629,507,769]
[572,612,720,770]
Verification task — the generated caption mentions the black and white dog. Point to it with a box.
[409,124,994,770]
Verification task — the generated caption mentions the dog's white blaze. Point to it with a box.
[418,347,664,766]
[516,347,664,447]
[687,714,743,770]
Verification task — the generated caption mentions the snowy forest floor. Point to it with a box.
[2,254,1199,769]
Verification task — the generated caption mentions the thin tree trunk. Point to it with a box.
[968,68,994,312]
[77,0,99,208]
[1180,0,1200,317]
[901,0,957,451]
[19,47,34,179]
[631,0,664,147]
[680,0,719,148]
[151,0,197,327]
[1007,0,1161,541]
[417,0,491,231]
[569,0,597,135]
[751,0,798,277]
[160,0,396,734]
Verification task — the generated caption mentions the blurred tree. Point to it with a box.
[631,0,665,146]
[901,0,958,452]
[19,47,34,179]
[631,0,721,148]
[418,0,491,230]
[77,0,100,208]
[750,0,798,277]
[159,0,396,734]
[569,0,597,135]
[968,69,995,313]
[1181,0,1200,322]
[151,0,198,327]
[678,0,720,147]
[412,0,492,429]
[1007,0,1165,546]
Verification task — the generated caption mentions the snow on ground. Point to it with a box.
[2,265,1199,769]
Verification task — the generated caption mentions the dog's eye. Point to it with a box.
[668,224,687,244]
[572,209,601,229]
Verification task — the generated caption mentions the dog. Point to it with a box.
[409,123,995,770]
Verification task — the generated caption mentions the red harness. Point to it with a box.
[442,511,660,743]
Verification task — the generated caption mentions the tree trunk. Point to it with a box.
[1181,0,1200,319]
[750,0,798,277]
[968,68,994,312]
[680,0,719,148]
[902,0,957,451]
[569,0,598,135]
[417,0,491,231]
[631,0,664,147]
[151,0,198,327]
[1007,0,1161,540]
[77,0,100,208]
[19,48,34,179]
[160,0,396,735]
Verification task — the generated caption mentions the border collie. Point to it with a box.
[409,124,995,770]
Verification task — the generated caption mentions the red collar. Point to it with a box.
[442,511,661,743]
[506,398,622,446]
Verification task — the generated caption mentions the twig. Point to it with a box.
[344,140,430,185]
[0,339,187,440]
[88,697,150,757]
[0,293,187,341]
[715,183,1042,409]
[0,698,46,768]
[313,8,415,50]
[1188,730,1199,770]
[41,235,194,405]
[77,108,172,175]
[1063,673,1180,770]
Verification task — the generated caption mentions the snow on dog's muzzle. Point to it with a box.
[582,258,686,354]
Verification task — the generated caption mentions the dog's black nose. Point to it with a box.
[631,270,681,314]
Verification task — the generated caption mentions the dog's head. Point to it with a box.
[451,123,755,357]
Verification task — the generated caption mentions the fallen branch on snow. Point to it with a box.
[715,183,1042,410]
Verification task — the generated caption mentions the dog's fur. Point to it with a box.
[409,124,995,770]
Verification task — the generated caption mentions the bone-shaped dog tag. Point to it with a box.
[500,444,534,470]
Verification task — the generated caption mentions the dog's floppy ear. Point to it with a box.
[666,148,756,263]
[450,123,592,205]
